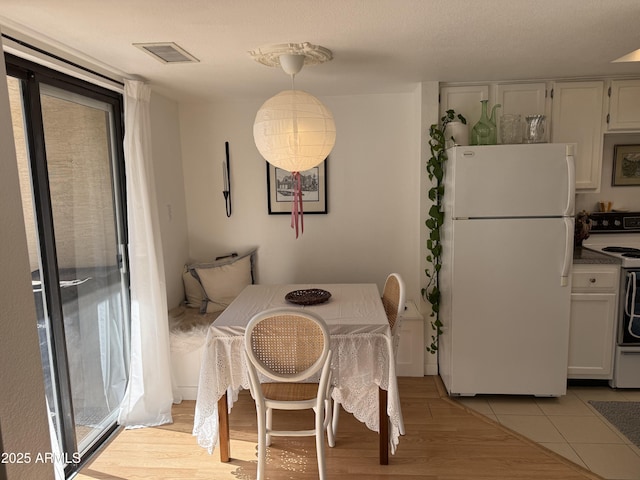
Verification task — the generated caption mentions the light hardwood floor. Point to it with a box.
[74,376,603,480]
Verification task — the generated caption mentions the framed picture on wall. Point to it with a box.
[612,144,640,186]
[266,158,327,214]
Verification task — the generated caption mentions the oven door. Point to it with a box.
[621,269,640,345]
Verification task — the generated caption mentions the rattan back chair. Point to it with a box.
[244,308,335,480]
[382,273,406,338]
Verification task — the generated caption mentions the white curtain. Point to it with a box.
[118,79,173,428]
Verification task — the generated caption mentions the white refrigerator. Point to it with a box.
[438,144,575,397]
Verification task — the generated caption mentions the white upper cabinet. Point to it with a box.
[551,81,605,191]
[495,83,549,143]
[440,78,640,193]
[495,83,548,117]
[440,83,550,145]
[607,79,640,131]
[439,85,489,144]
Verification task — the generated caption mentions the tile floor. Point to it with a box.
[457,384,640,480]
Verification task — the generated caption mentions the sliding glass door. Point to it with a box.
[6,55,129,476]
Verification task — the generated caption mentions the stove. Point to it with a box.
[583,237,640,267]
[582,212,640,267]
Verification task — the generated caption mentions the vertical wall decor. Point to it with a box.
[222,141,232,217]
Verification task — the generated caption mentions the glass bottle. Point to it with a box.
[471,100,501,145]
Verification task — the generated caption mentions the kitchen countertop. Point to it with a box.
[573,247,622,265]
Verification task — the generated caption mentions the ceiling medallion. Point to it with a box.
[249,42,333,68]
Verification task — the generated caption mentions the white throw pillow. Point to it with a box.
[183,249,256,312]
[195,255,252,313]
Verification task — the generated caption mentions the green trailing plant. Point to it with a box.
[422,109,466,353]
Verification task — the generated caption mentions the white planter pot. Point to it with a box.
[445,121,469,148]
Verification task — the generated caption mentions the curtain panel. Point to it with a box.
[118,79,173,428]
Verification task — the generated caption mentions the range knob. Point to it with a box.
[614,219,622,227]
[602,219,609,227]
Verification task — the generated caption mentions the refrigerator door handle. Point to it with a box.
[564,146,576,216]
[561,217,573,286]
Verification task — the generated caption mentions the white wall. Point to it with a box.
[0,33,54,480]
[150,92,190,308]
[179,91,424,303]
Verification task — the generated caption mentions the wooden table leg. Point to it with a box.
[379,387,389,465]
[218,394,230,462]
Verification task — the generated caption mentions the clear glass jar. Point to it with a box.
[500,114,522,144]
[523,115,546,143]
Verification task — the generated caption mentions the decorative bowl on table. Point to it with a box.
[285,288,331,305]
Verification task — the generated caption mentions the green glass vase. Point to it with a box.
[471,100,501,145]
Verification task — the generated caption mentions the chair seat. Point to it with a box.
[262,382,319,402]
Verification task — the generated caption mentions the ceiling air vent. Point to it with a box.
[133,42,199,64]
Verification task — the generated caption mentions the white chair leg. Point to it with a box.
[331,399,340,436]
[324,398,335,447]
[256,406,267,480]
[266,407,273,447]
[315,407,327,480]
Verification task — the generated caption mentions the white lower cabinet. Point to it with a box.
[568,264,619,379]
[395,301,425,377]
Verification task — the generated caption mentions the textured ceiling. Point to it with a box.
[1,0,640,103]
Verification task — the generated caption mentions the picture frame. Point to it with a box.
[267,158,327,214]
[612,144,640,186]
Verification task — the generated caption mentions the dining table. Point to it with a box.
[192,283,405,465]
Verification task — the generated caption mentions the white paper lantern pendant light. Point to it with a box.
[251,43,336,238]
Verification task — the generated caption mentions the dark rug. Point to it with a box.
[589,401,640,447]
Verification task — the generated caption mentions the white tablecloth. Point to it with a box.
[192,283,405,454]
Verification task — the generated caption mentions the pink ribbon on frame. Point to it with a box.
[290,171,304,238]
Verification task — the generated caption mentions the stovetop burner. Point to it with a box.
[590,245,640,266]
[602,246,640,253]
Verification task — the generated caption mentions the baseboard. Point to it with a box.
[424,363,438,375]
[175,386,198,401]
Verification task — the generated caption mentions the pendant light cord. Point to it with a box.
[291,172,304,238]
[288,72,304,237]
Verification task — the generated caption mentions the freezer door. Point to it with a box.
[447,144,575,218]
[446,217,572,396]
